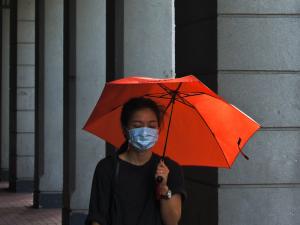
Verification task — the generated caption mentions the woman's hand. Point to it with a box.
[156,160,182,225]
[155,160,170,188]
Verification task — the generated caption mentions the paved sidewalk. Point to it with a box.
[0,182,61,225]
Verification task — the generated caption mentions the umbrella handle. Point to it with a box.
[156,156,165,183]
[155,176,163,200]
[155,157,167,199]
[238,137,249,160]
[156,176,163,183]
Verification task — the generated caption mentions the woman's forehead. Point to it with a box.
[129,108,158,121]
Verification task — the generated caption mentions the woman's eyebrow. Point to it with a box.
[130,120,144,123]
[130,120,158,123]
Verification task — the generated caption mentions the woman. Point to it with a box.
[85,97,187,225]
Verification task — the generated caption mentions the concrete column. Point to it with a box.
[1,8,10,181]
[15,0,35,192]
[63,0,106,224]
[116,0,175,78]
[63,1,175,224]
[218,1,300,225]
[33,0,63,208]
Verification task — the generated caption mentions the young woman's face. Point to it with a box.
[127,108,159,130]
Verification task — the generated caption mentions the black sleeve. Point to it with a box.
[166,159,187,202]
[85,159,113,225]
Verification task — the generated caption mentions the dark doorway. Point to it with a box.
[175,1,218,225]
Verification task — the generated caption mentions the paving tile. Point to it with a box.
[0,182,61,225]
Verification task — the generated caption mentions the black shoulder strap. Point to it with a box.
[114,155,120,186]
[108,153,122,225]
[110,152,120,192]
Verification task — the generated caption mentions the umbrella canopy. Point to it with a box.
[83,75,260,168]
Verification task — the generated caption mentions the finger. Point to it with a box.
[157,167,163,172]
[157,171,163,175]
[157,166,168,173]
[158,166,168,172]
[158,164,166,171]
[159,160,165,166]
[155,170,167,177]
[157,169,167,175]
[157,171,164,176]
[159,161,169,170]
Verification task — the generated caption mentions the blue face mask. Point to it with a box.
[128,127,159,151]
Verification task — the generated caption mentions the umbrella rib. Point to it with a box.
[146,95,172,100]
[174,96,195,108]
[108,104,123,114]
[162,97,174,115]
[158,84,221,100]
[144,93,172,100]
[178,94,230,167]
[178,91,220,100]
[173,98,194,109]
[157,83,180,97]
[145,86,198,109]
[171,92,198,109]
[161,83,183,159]
[179,92,204,97]
[156,83,230,167]
[176,93,231,168]
[155,83,204,111]
[144,92,170,97]
[154,83,190,112]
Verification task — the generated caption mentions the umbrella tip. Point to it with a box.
[240,151,249,160]
[238,137,249,160]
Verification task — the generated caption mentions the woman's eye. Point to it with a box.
[148,122,159,128]
[130,123,143,128]
[129,121,158,129]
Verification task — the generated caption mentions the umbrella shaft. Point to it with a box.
[162,93,176,159]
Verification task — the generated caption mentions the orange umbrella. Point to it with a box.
[83,75,260,168]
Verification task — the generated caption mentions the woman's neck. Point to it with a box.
[120,147,152,166]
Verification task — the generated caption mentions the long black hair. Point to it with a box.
[118,97,164,153]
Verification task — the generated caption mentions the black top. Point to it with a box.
[85,153,187,225]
